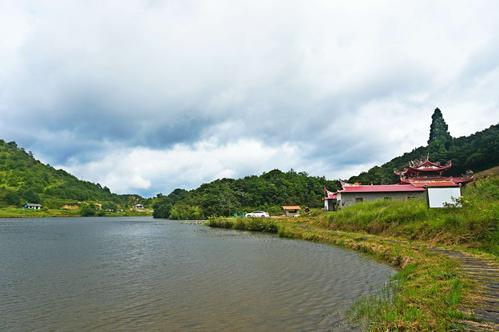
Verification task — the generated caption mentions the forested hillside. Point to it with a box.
[153,108,498,219]
[152,170,340,219]
[0,140,143,209]
[349,108,499,184]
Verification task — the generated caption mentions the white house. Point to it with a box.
[24,203,42,210]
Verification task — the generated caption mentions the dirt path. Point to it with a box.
[432,248,499,331]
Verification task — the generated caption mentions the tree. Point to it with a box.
[428,108,452,145]
[22,189,41,204]
[80,204,97,217]
[5,191,21,206]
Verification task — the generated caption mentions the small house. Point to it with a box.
[24,203,42,210]
[282,205,301,217]
[134,204,144,210]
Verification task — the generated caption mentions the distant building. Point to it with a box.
[282,205,301,217]
[24,203,42,210]
[325,158,473,209]
[134,204,144,210]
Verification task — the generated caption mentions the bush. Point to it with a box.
[207,217,279,233]
[80,204,96,217]
[169,204,204,220]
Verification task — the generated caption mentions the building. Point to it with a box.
[282,205,301,217]
[24,203,42,210]
[134,204,144,210]
[324,189,338,211]
[334,184,425,208]
[324,158,473,209]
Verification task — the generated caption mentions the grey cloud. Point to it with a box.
[1,1,499,195]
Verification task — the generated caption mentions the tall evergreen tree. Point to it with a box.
[427,108,452,161]
[428,108,452,145]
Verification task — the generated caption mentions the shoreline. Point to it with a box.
[207,217,498,331]
[0,208,152,219]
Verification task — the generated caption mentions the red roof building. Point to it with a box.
[324,157,474,210]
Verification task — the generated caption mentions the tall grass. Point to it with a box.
[321,176,498,255]
[207,217,278,233]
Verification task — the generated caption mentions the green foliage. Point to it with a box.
[80,204,97,217]
[5,191,21,206]
[153,170,339,219]
[169,204,203,220]
[428,107,452,145]
[349,110,499,184]
[207,217,279,233]
[0,139,146,210]
[22,188,41,204]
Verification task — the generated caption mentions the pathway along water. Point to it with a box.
[0,217,394,331]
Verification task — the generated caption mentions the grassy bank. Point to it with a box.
[0,207,152,218]
[207,216,472,330]
[316,175,499,256]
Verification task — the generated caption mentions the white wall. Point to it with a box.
[427,187,462,208]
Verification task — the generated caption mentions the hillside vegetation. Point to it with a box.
[152,169,340,219]
[349,108,499,184]
[0,140,145,212]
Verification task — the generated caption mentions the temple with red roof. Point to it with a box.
[324,157,473,210]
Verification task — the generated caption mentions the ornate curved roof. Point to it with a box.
[395,159,452,176]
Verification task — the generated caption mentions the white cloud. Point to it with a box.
[1,0,499,195]
[59,139,314,194]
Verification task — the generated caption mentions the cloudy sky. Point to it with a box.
[1,1,498,196]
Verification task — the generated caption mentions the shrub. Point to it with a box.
[80,204,96,217]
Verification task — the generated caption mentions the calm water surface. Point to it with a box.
[0,217,394,331]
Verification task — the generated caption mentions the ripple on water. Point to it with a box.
[0,217,394,331]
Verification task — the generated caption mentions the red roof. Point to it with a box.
[396,160,452,176]
[282,205,301,210]
[338,184,425,193]
[403,178,459,187]
[408,181,458,188]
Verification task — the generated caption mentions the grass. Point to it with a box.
[0,207,152,218]
[315,175,499,256]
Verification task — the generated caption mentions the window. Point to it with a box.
[355,197,363,202]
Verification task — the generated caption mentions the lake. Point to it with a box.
[0,217,394,331]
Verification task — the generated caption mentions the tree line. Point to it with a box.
[152,169,339,219]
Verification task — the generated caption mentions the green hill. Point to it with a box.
[0,140,144,211]
[348,108,499,184]
[152,169,340,219]
[154,108,498,219]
